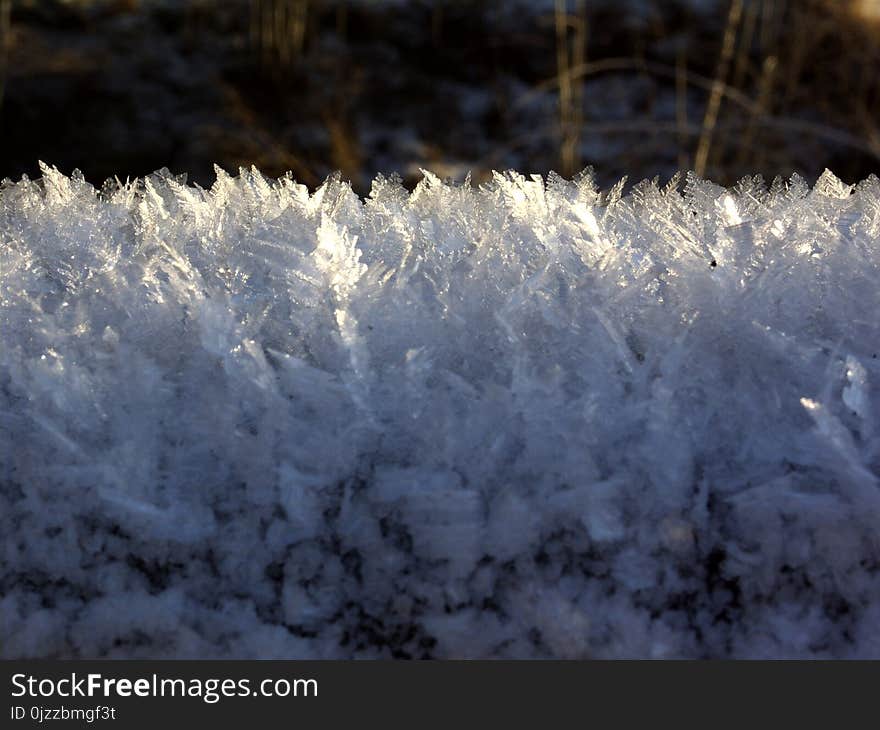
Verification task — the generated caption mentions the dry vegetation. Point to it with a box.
[1,0,879,189]
[545,0,880,183]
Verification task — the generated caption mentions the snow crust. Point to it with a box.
[1,163,879,658]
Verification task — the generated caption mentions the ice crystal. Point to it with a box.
[1,163,878,658]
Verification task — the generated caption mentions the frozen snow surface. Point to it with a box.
[2,163,880,658]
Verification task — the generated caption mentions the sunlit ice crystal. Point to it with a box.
[1,163,879,659]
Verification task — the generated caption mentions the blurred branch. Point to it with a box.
[479,112,880,179]
[520,53,880,166]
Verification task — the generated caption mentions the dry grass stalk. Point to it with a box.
[737,53,778,171]
[677,46,690,170]
[251,0,310,69]
[694,0,744,177]
[555,0,587,178]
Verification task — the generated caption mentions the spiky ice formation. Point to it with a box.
[1,163,879,658]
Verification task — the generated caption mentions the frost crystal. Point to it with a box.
[1,164,879,658]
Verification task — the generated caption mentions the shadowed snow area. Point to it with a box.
[1,163,879,658]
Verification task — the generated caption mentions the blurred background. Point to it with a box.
[1,0,879,193]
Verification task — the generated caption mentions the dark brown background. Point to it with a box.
[1,0,879,193]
